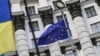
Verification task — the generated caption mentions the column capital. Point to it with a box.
[60,46,66,54]
[66,1,82,19]
[75,42,81,50]
[12,11,25,31]
[95,0,100,6]
[91,38,97,46]
[44,50,50,56]
[38,6,53,26]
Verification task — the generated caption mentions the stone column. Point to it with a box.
[67,1,97,56]
[49,42,63,56]
[38,6,63,56]
[95,0,100,6]
[13,12,29,56]
[75,42,82,56]
[44,50,50,56]
[75,42,81,51]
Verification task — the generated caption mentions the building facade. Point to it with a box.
[5,0,100,56]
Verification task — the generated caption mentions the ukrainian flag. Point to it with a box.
[0,0,15,54]
[0,54,5,56]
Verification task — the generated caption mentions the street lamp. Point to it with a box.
[55,0,76,56]
[55,0,65,9]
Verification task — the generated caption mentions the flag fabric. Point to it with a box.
[0,0,15,54]
[0,54,5,56]
[38,20,69,45]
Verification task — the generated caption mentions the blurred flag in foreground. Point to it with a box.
[0,0,15,54]
[0,54,5,56]
[38,20,70,45]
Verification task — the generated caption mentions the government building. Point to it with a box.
[5,0,100,56]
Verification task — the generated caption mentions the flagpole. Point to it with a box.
[23,0,40,56]
[60,9,77,56]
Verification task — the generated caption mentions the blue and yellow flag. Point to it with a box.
[0,0,15,54]
[0,54,5,56]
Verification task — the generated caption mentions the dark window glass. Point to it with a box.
[31,38,38,48]
[52,1,58,10]
[56,14,67,22]
[85,6,97,18]
[27,6,35,16]
[29,21,40,32]
[96,41,100,52]
[91,22,100,33]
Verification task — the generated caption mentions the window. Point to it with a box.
[27,6,35,16]
[96,41,100,51]
[91,22,100,33]
[85,6,97,18]
[31,38,38,48]
[57,15,63,21]
[65,49,76,56]
[97,42,100,49]
[52,1,58,10]
[56,14,67,22]
[29,21,40,32]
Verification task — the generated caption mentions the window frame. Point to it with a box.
[31,38,39,48]
[91,22,100,33]
[27,6,36,16]
[85,6,97,18]
[96,41,100,52]
[56,14,67,22]
[52,1,59,10]
[29,21,40,32]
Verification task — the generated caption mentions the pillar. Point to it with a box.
[75,42,82,56]
[95,0,100,6]
[44,50,50,56]
[49,42,63,56]
[38,6,63,56]
[67,1,97,56]
[13,12,29,56]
